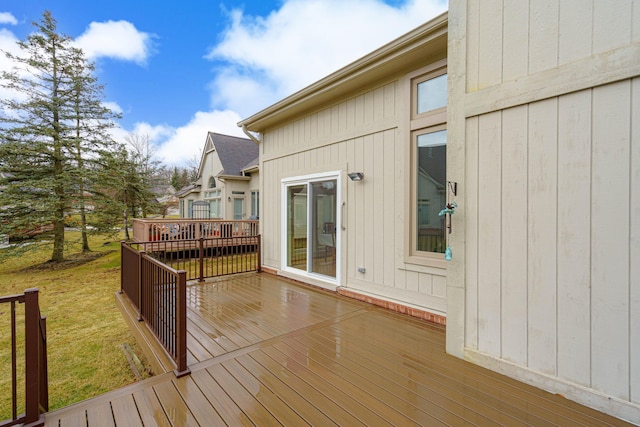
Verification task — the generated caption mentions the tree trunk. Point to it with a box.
[80,205,90,252]
[51,212,65,262]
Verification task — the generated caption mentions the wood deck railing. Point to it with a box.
[1,288,48,427]
[132,219,259,243]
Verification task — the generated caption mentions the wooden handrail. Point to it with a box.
[131,219,259,243]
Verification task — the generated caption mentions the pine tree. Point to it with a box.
[0,11,121,261]
[67,47,121,252]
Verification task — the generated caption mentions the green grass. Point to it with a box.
[0,232,151,420]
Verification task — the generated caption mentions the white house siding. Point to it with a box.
[260,80,448,315]
[448,0,640,421]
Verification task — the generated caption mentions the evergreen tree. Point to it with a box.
[67,47,121,252]
[0,11,121,261]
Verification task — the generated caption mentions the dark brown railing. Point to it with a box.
[120,234,261,376]
[139,256,189,377]
[131,236,261,282]
[120,244,189,377]
[1,288,48,427]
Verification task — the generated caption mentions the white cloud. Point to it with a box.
[0,12,17,25]
[206,0,448,116]
[102,101,123,115]
[117,110,246,167]
[0,28,27,111]
[75,20,154,65]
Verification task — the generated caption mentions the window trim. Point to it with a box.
[405,60,448,268]
[251,191,259,218]
[410,124,447,264]
[204,189,222,218]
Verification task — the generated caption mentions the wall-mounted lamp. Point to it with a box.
[348,172,364,182]
[227,196,231,202]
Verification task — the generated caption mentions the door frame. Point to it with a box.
[280,171,342,289]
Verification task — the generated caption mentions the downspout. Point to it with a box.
[241,124,261,144]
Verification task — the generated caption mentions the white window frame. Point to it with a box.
[204,189,222,218]
[251,191,259,218]
[280,171,342,289]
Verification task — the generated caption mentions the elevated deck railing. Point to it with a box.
[120,234,260,376]
[130,236,261,282]
[132,219,259,243]
[120,243,189,377]
[1,288,48,427]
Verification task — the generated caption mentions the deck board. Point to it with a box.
[109,395,144,427]
[44,273,635,426]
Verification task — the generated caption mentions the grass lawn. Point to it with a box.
[0,232,150,420]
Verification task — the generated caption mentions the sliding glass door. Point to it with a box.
[283,172,340,284]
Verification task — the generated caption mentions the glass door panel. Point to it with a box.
[233,198,244,220]
[286,185,307,271]
[311,180,336,278]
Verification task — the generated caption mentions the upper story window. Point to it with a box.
[208,176,216,188]
[408,61,447,265]
[416,73,447,114]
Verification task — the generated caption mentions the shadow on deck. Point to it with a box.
[45,273,633,426]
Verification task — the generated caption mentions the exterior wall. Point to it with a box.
[221,174,259,220]
[448,0,640,422]
[178,150,259,221]
[261,77,448,316]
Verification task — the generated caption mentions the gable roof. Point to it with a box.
[200,132,258,178]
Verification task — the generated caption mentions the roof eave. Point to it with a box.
[238,12,448,132]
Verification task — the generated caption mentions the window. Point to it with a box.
[208,176,216,188]
[409,64,447,260]
[205,189,221,218]
[415,129,447,253]
[251,191,259,218]
[417,73,447,113]
[187,200,194,218]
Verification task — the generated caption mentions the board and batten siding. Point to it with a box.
[448,0,640,421]
[260,80,447,315]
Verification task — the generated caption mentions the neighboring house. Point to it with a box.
[151,184,178,216]
[177,132,259,221]
[239,3,639,424]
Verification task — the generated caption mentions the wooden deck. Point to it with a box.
[45,274,633,426]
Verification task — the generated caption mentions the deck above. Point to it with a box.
[45,274,634,426]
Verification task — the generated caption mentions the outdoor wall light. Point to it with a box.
[348,172,364,182]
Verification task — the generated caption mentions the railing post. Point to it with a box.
[24,288,45,427]
[174,270,190,378]
[257,235,262,272]
[198,238,204,282]
[138,249,145,321]
[119,241,125,294]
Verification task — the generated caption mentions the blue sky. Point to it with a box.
[1,0,447,166]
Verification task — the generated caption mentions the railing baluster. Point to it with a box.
[11,300,17,422]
